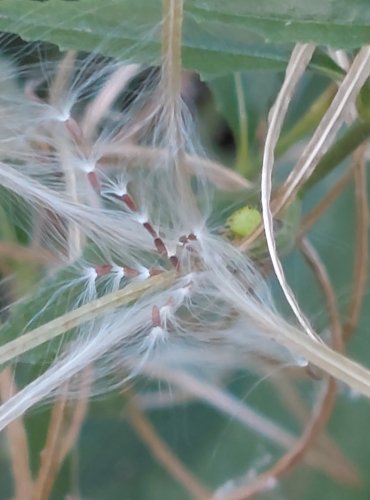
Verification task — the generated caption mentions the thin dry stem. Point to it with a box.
[161,0,200,219]
[300,162,357,234]
[58,368,92,465]
[0,368,33,500]
[270,375,358,481]
[49,51,76,106]
[82,64,140,139]
[300,239,343,352]
[217,238,342,500]
[217,380,337,500]
[100,142,252,190]
[148,367,355,483]
[0,272,175,367]
[0,242,55,265]
[134,390,193,410]
[32,394,68,500]
[246,42,322,344]
[344,146,369,339]
[276,45,370,214]
[239,45,370,250]
[161,0,183,120]
[128,402,210,499]
[51,52,81,261]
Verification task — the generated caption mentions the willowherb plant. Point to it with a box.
[1,0,370,498]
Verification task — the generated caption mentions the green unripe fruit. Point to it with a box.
[225,206,262,238]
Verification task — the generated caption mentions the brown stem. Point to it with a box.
[343,146,369,339]
[0,368,33,500]
[300,162,357,235]
[300,239,343,352]
[128,402,210,499]
[32,394,68,500]
[216,239,342,500]
[150,366,357,485]
[58,368,92,465]
[0,242,55,265]
[270,374,357,480]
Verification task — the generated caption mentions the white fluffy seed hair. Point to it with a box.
[1,1,370,429]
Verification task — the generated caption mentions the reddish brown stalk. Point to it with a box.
[150,367,358,484]
[343,146,369,339]
[217,239,342,500]
[0,368,33,500]
[270,374,358,481]
[32,371,90,499]
[142,221,157,238]
[32,395,68,500]
[58,369,91,465]
[128,403,210,499]
[300,239,343,352]
[121,193,138,212]
[0,242,55,265]
[300,161,357,235]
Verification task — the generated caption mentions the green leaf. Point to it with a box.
[208,70,283,175]
[0,0,358,78]
[187,0,370,49]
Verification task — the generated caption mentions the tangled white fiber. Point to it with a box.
[1,0,370,442]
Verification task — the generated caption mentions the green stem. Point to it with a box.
[234,73,250,177]
[301,119,370,195]
[276,86,335,158]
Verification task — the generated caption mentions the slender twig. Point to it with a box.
[216,381,337,500]
[0,242,55,266]
[269,374,358,481]
[49,51,76,106]
[0,272,175,367]
[299,119,370,195]
[216,239,342,500]
[128,403,210,499]
[49,51,82,262]
[344,145,369,339]
[81,64,140,140]
[0,368,33,500]
[275,46,370,215]
[32,394,68,500]
[252,43,322,343]
[300,161,357,235]
[147,367,357,484]
[33,371,91,499]
[300,239,343,352]
[58,368,92,465]
[239,47,370,251]
[100,142,252,190]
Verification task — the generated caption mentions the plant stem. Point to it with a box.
[276,85,336,158]
[0,272,175,367]
[234,72,250,177]
[301,118,370,194]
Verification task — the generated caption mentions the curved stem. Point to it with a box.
[344,146,369,339]
[217,238,342,500]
